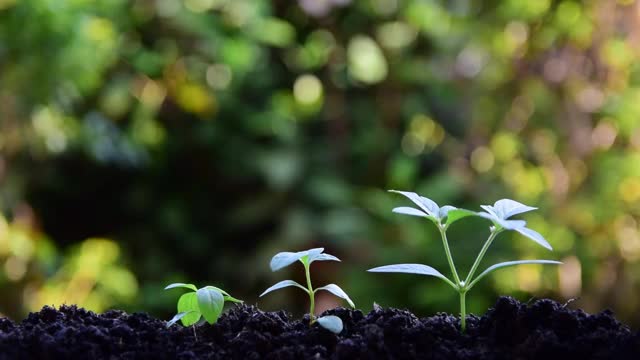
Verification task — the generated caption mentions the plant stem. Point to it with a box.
[439,226,461,285]
[455,230,501,333]
[304,262,315,323]
[464,230,500,286]
[459,291,467,332]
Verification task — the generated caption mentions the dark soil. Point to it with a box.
[0,297,638,359]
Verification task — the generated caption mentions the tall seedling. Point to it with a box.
[369,191,561,332]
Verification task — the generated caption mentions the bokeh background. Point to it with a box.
[2,0,640,327]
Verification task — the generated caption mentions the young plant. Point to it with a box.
[164,283,242,327]
[368,191,562,332]
[260,248,355,334]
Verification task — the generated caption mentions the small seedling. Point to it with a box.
[164,283,242,327]
[368,191,562,332]
[260,248,355,334]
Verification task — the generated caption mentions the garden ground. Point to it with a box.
[0,296,637,359]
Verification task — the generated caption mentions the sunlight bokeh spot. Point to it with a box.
[491,132,519,162]
[32,107,72,154]
[377,22,417,51]
[138,79,167,109]
[619,177,640,203]
[347,35,388,84]
[176,83,216,116]
[602,39,634,69]
[591,120,617,150]
[456,45,488,78]
[470,147,495,173]
[294,74,323,106]
[4,256,26,282]
[206,64,233,90]
[401,133,425,156]
[576,87,605,113]
[251,18,296,48]
[555,1,582,29]
[85,17,115,44]
[409,115,444,150]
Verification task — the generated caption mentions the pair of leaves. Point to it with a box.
[368,260,561,290]
[165,283,242,327]
[480,199,537,220]
[391,191,552,250]
[477,200,551,250]
[167,289,222,327]
[165,283,243,303]
[270,247,339,272]
[259,281,355,308]
[390,190,476,227]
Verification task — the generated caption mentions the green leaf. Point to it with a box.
[270,248,324,271]
[392,206,428,217]
[468,260,562,289]
[270,251,308,271]
[223,295,244,303]
[444,208,477,226]
[196,287,224,324]
[202,285,230,296]
[368,263,446,280]
[177,292,201,326]
[259,279,308,297]
[368,263,455,288]
[438,205,456,219]
[499,219,527,230]
[316,315,343,334]
[514,227,552,250]
[492,199,537,219]
[477,212,526,230]
[299,254,310,267]
[314,284,355,308]
[389,190,440,217]
[164,283,198,292]
[202,286,243,303]
[166,311,196,327]
[308,253,341,263]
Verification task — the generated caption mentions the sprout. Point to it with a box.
[368,191,561,332]
[164,283,242,327]
[260,248,354,334]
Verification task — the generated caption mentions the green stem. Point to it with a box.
[439,225,461,285]
[464,230,500,286]
[304,261,315,324]
[460,291,467,332]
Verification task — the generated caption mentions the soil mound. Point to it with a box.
[0,297,637,359]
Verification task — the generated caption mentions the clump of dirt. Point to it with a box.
[0,297,638,359]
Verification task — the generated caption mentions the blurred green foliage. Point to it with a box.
[2,0,640,325]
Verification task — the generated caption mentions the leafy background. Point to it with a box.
[1,0,640,327]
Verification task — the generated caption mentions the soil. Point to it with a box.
[0,296,638,359]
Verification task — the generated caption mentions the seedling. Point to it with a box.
[260,248,355,334]
[164,283,242,327]
[368,191,562,332]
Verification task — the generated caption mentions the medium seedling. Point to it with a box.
[164,283,242,327]
[260,248,355,334]
[368,191,562,332]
